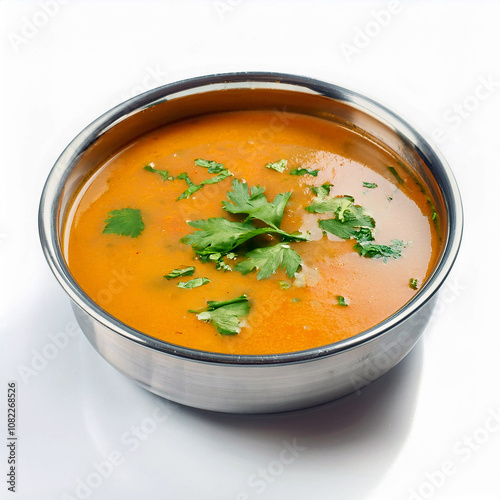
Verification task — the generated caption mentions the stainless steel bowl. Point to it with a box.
[39,72,463,413]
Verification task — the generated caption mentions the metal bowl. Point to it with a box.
[39,72,463,413]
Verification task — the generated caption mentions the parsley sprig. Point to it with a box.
[189,295,250,335]
[182,179,308,279]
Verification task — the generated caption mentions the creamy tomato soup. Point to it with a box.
[64,110,439,355]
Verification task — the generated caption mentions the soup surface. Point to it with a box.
[64,110,439,355]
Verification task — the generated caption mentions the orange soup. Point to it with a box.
[64,110,439,355]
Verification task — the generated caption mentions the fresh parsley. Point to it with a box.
[388,166,405,184]
[144,164,174,181]
[363,181,378,189]
[189,295,250,335]
[103,208,145,238]
[177,277,210,289]
[279,281,291,289]
[235,242,302,280]
[337,295,348,306]
[194,158,225,173]
[307,196,375,242]
[355,239,405,261]
[177,169,232,200]
[409,278,418,290]
[164,267,195,280]
[265,159,287,173]
[310,183,332,199]
[290,167,319,177]
[182,179,309,280]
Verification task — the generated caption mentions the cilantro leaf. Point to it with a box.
[290,167,319,177]
[222,179,292,229]
[355,239,405,261]
[181,218,269,256]
[194,158,225,173]
[265,159,287,173]
[164,267,195,280]
[177,169,233,200]
[177,277,210,289]
[143,164,174,181]
[305,196,354,218]
[311,184,332,198]
[337,295,348,306]
[363,181,378,189]
[235,243,302,280]
[190,295,250,335]
[388,166,405,184]
[409,278,418,290]
[103,208,145,238]
[177,173,202,199]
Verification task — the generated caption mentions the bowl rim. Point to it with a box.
[38,71,463,366]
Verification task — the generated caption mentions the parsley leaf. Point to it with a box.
[409,278,418,290]
[164,267,195,280]
[235,243,302,280]
[337,295,348,306]
[103,208,145,238]
[355,239,405,261]
[144,164,174,181]
[306,196,355,218]
[265,159,287,173]
[307,196,375,242]
[177,165,233,200]
[363,181,378,189]
[222,179,292,229]
[177,277,210,289]
[181,218,269,256]
[190,295,250,335]
[310,184,332,198]
[388,166,405,184]
[290,167,319,177]
[279,281,291,289]
[194,158,225,173]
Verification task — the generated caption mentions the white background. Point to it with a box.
[1,1,499,499]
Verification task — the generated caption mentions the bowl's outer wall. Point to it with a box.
[71,297,436,413]
[40,72,463,413]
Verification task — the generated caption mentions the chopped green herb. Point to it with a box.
[265,159,287,173]
[222,179,293,230]
[235,243,302,280]
[144,164,174,181]
[194,158,225,173]
[177,169,232,200]
[279,281,291,289]
[337,295,348,306]
[432,211,437,220]
[388,166,405,184]
[387,196,393,202]
[307,196,375,242]
[355,239,405,261]
[164,267,195,280]
[363,182,378,189]
[311,183,332,198]
[290,167,319,177]
[177,277,210,289]
[103,208,145,238]
[409,278,418,290]
[291,298,300,303]
[189,295,250,335]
